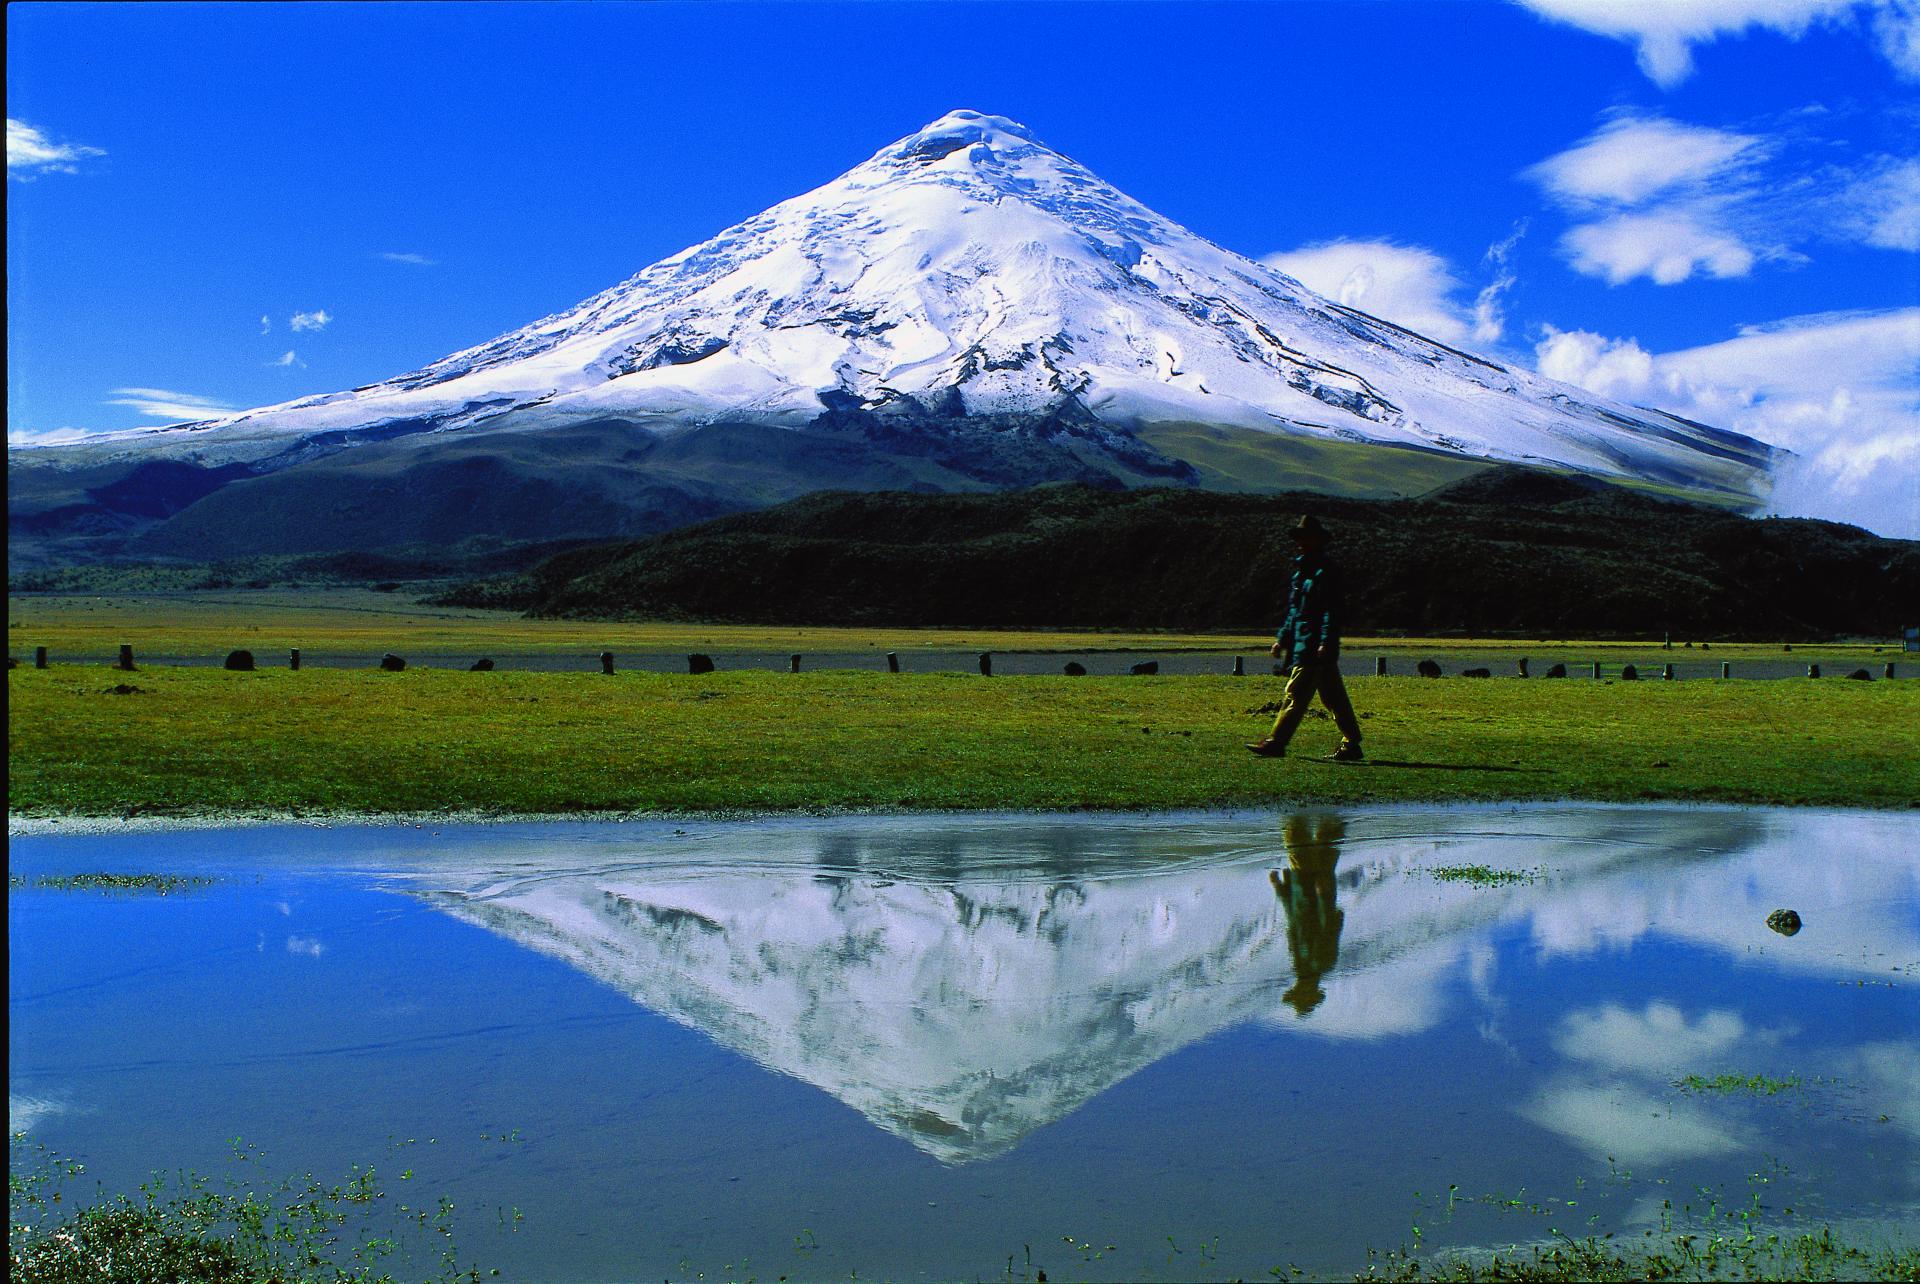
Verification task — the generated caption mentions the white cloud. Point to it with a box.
[1266,231,1533,348]
[1520,1080,1748,1165]
[1849,1041,1920,1141]
[1556,1001,1754,1076]
[1537,325,1657,399]
[1563,211,1759,283]
[1534,308,1920,535]
[286,935,326,958]
[1513,0,1884,87]
[1524,111,1916,284]
[1843,156,1920,250]
[259,314,272,335]
[269,350,305,369]
[1473,222,1529,343]
[1268,943,1464,1040]
[1525,115,1773,285]
[8,1093,78,1133]
[104,387,239,422]
[289,309,332,332]
[379,251,437,266]
[1264,240,1476,344]
[1527,116,1761,207]
[1875,0,1920,75]
[6,425,97,447]
[7,118,105,177]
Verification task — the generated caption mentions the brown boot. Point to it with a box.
[1245,739,1286,758]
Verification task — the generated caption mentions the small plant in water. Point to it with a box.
[10,872,217,895]
[8,1133,498,1282]
[1352,1164,1918,1282]
[1424,865,1541,887]
[1675,1072,1803,1095]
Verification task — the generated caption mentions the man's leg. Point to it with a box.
[1262,664,1323,751]
[1317,661,1363,751]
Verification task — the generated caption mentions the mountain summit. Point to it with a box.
[10,110,1775,565]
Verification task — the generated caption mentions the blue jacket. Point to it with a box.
[1276,553,1342,662]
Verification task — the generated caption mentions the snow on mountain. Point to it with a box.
[397,807,1796,1164]
[50,110,1772,498]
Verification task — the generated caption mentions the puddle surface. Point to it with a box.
[9,806,1918,1280]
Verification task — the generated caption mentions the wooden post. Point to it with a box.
[1375,656,1388,677]
[1721,661,1731,679]
[34,646,48,669]
[1808,663,1820,679]
[1516,657,1529,678]
[600,651,615,675]
[117,644,135,672]
[886,651,899,674]
[1233,655,1245,676]
[1663,663,1675,680]
[790,654,801,674]
[290,648,301,670]
[1887,662,1897,679]
[978,652,992,677]
[1591,661,1601,680]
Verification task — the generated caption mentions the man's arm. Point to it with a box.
[1311,563,1340,659]
[1271,573,1297,662]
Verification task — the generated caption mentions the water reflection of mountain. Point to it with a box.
[400,808,1814,1164]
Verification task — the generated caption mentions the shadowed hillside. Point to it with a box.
[436,470,1918,639]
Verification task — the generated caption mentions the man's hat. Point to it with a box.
[1291,514,1328,539]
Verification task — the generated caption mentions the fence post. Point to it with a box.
[1808,663,1821,679]
[978,652,992,677]
[290,648,301,671]
[1516,657,1529,678]
[1375,656,1388,677]
[117,644,135,672]
[1887,662,1897,680]
[1663,663,1675,680]
[1233,655,1245,677]
[1721,661,1731,679]
[34,646,48,669]
[790,654,801,674]
[886,651,899,674]
[601,651,616,675]
[1591,661,1601,680]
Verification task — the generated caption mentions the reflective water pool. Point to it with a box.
[9,806,1918,1280]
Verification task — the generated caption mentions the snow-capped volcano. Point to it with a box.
[10,110,1775,563]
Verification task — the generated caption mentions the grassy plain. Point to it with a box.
[9,590,1249,658]
[10,664,1917,819]
[8,589,1904,667]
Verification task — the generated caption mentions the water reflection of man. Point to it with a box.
[1270,815,1346,1016]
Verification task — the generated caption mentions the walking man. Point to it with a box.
[1246,515,1364,761]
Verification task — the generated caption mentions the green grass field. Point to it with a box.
[9,589,1904,666]
[8,590,1252,658]
[10,664,1916,819]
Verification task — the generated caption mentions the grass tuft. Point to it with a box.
[1675,1073,1803,1095]
[1426,865,1542,887]
[8,872,216,895]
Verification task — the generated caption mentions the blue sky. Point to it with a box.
[8,1,1918,529]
